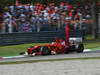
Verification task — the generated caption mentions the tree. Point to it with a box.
[91,0,99,39]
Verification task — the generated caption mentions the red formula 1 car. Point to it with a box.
[27,39,66,56]
[20,38,84,56]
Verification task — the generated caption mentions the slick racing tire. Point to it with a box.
[76,43,84,53]
[40,46,51,55]
[64,47,70,54]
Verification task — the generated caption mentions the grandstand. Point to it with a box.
[0,0,98,45]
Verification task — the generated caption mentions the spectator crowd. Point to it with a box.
[0,1,92,33]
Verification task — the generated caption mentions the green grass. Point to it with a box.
[0,43,48,57]
[0,38,100,57]
[84,39,100,49]
[83,35,100,49]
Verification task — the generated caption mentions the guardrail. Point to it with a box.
[0,30,83,45]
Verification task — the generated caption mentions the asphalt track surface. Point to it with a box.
[0,50,100,63]
[0,50,100,75]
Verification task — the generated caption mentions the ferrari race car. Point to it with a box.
[20,38,84,56]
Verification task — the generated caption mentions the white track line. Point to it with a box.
[84,49,92,52]
[2,55,26,59]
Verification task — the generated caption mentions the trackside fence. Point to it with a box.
[0,30,83,45]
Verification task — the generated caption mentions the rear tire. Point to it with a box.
[64,47,70,54]
[76,43,84,53]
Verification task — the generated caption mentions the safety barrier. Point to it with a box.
[0,30,83,45]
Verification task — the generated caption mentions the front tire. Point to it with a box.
[40,46,51,55]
